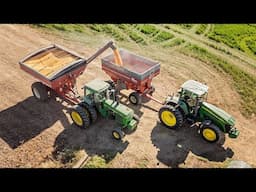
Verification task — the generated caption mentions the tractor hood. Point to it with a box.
[202,102,235,126]
[104,99,134,118]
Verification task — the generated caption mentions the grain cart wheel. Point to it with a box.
[159,105,183,129]
[201,124,225,145]
[112,128,125,140]
[70,105,90,129]
[129,92,142,105]
[31,82,49,102]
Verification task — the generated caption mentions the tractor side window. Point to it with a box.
[186,93,197,107]
[94,93,103,103]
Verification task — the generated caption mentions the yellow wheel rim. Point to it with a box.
[203,128,217,141]
[71,111,83,126]
[161,111,176,127]
[113,131,120,139]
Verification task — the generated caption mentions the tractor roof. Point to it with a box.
[85,79,109,92]
[181,80,208,96]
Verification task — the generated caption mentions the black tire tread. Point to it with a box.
[158,105,183,129]
[31,82,49,102]
[71,105,90,129]
[201,124,225,145]
[129,92,142,105]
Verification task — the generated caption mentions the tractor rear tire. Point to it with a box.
[86,106,98,124]
[70,105,90,129]
[158,105,183,129]
[200,124,225,145]
[112,128,125,140]
[31,82,49,102]
[129,92,142,105]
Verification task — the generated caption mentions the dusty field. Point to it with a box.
[0,24,255,168]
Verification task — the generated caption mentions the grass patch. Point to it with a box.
[153,31,174,42]
[177,24,194,30]
[208,24,256,57]
[83,151,119,168]
[163,38,185,48]
[84,155,107,168]
[195,24,207,35]
[138,24,159,35]
[180,44,256,117]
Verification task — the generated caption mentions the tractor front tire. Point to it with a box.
[159,105,183,129]
[31,82,49,102]
[129,92,142,105]
[112,128,125,140]
[70,105,90,129]
[201,124,225,145]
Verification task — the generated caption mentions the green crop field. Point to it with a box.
[35,24,256,117]
[207,24,256,57]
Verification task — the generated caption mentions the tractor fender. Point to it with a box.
[166,100,188,117]
[200,119,212,128]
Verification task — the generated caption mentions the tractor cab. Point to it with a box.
[179,80,208,115]
[83,79,116,105]
[159,79,239,145]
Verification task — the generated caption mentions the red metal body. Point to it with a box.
[102,65,159,94]
[19,41,116,104]
[20,61,86,104]
[101,49,162,104]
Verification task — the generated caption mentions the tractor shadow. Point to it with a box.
[0,96,70,149]
[151,122,234,168]
[52,115,129,164]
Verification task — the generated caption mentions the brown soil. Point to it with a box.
[0,24,255,168]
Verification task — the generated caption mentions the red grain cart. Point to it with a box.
[101,49,161,105]
[19,41,116,104]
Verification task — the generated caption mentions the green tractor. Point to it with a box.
[158,80,239,145]
[70,79,138,140]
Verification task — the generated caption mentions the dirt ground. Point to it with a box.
[0,24,255,168]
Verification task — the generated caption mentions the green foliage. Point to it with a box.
[208,24,256,56]
[195,24,207,35]
[246,40,256,54]
[177,24,194,30]
[138,24,159,35]
[84,155,107,168]
[86,24,104,32]
[163,38,185,48]
[154,31,174,42]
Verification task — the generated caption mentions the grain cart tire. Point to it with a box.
[70,105,90,129]
[201,124,225,145]
[31,82,49,102]
[129,92,142,105]
[112,128,125,140]
[159,105,183,129]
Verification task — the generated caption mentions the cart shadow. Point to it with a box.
[118,92,146,118]
[52,118,129,164]
[151,122,234,168]
[0,96,70,149]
